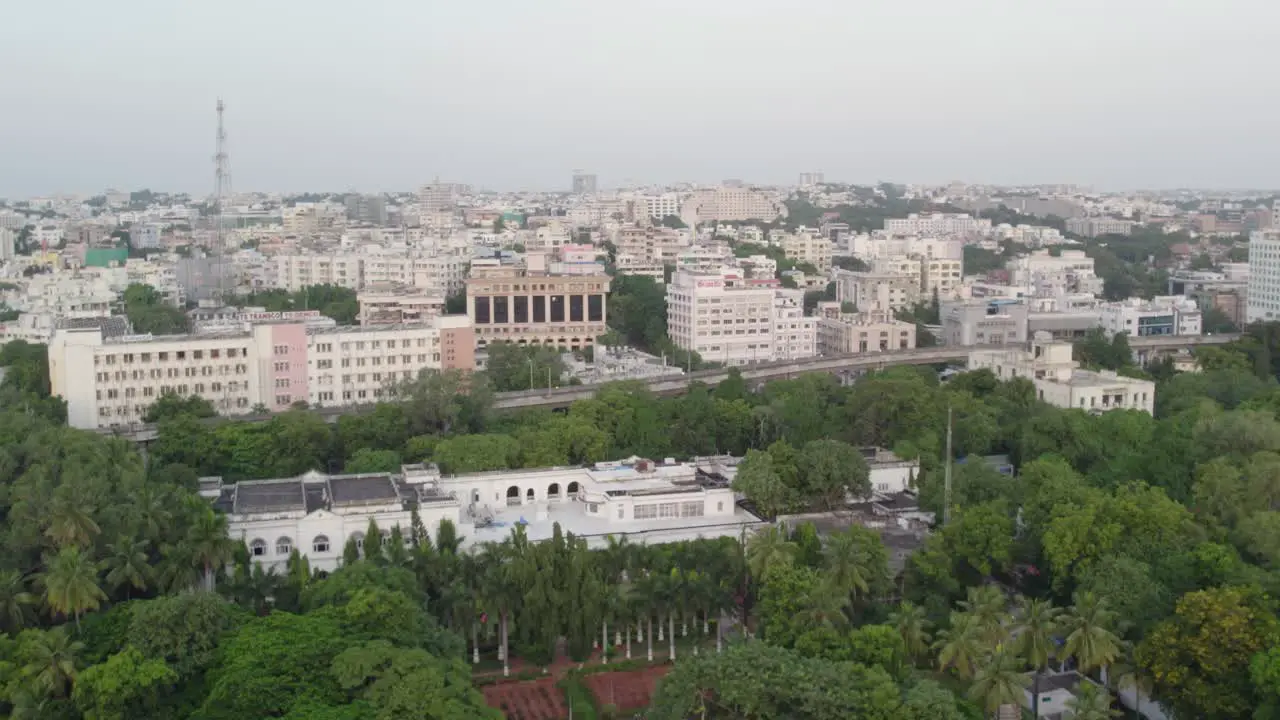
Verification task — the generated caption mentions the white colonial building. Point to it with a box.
[212,456,767,572]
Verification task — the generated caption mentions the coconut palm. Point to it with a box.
[822,528,874,615]
[0,570,36,634]
[19,625,83,699]
[1066,681,1119,720]
[39,546,106,629]
[129,482,174,543]
[745,525,797,583]
[44,495,100,549]
[1014,597,1061,718]
[889,601,932,664]
[99,537,151,599]
[968,650,1030,719]
[1061,591,1122,676]
[796,579,850,631]
[155,541,202,593]
[959,585,1009,646]
[188,509,235,592]
[935,611,984,679]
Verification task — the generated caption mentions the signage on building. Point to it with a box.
[697,279,723,288]
[238,310,322,323]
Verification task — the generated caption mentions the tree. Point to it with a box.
[1065,681,1120,720]
[143,392,216,423]
[935,611,984,679]
[0,569,37,634]
[188,508,235,591]
[1014,598,1061,718]
[1061,592,1122,676]
[745,526,797,583]
[797,438,870,507]
[122,283,189,335]
[732,449,794,518]
[329,640,500,719]
[16,626,84,700]
[483,341,568,392]
[968,650,1028,719]
[72,647,178,720]
[659,214,686,229]
[129,591,241,677]
[432,433,520,474]
[40,546,107,628]
[889,601,932,665]
[901,679,966,720]
[344,448,402,475]
[99,537,151,599]
[1137,586,1280,719]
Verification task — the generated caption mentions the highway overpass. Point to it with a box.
[97,333,1240,443]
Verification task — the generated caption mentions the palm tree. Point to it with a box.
[188,509,235,592]
[19,625,83,699]
[0,570,36,634]
[959,585,1009,646]
[745,526,796,583]
[889,601,932,665]
[1014,597,1061,718]
[99,537,151,599]
[823,529,873,600]
[44,496,100,549]
[129,482,174,543]
[40,546,106,629]
[1062,591,1122,677]
[1066,681,1119,720]
[155,541,202,593]
[935,611,984,679]
[968,650,1030,719]
[1113,655,1154,720]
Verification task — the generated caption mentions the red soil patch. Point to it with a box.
[482,677,566,720]
[583,665,672,711]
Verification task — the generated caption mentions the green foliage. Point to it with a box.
[236,284,359,324]
[483,341,568,392]
[143,391,216,423]
[123,283,190,335]
[72,647,177,720]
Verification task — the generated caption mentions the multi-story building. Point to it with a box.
[571,172,598,195]
[0,227,14,261]
[418,183,457,213]
[778,231,833,272]
[358,285,445,325]
[940,299,1030,346]
[849,234,962,263]
[344,194,388,225]
[642,193,683,220]
[275,255,363,291]
[1065,217,1135,238]
[1247,230,1280,323]
[968,333,1155,415]
[666,268,814,365]
[680,187,786,225]
[465,257,610,350]
[883,213,991,236]
[798,172,824,187]
[272,253,469,296]
[771,290,818,361]
[834,269,921,313]
[814,303,915,355]
[49,314,475,429]
[1097,296,1202,337]
[211,455,764,572]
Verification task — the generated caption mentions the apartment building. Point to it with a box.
[1098,296,1202,337]
[883,213,991,236]
[666,269,814,365]
[778,231,833,272]
[642,193,683,220]
[49,314,475,430]
[1247,231,1280,323]
[273,253,469,296]
[1065,217,1135,238]
[814,303,915,355]
[968,333,1155,415]
[358,286,445,325]
[680,187,786,224]
[465,259,610,350]
[275,255,363,290]
[849,234,963,262]
[771,290,818,361]
[834,269,921,313]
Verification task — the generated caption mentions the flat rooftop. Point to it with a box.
[470,500,763,548]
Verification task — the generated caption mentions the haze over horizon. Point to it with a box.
[2,0,1278,197]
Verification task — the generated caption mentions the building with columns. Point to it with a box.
[465,256,610,350]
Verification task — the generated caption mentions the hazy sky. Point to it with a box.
[2,0,1278,197]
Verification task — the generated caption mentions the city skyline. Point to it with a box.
[3,0,1279,197]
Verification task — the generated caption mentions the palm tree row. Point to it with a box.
[890,587,1125,719]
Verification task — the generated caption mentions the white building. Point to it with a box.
[849,234,963,263]
[884,213,991,236]
[968,332,1155,415]
[667,269,814,365]
[213,456,765,572]
[777,231,833,272]
[1066,217,1135,238]
[1247,230,1280,323]
[48,314,476,429]
[680,187,786,225]
[814,304,916,355]
[642,193,684,220]
[834,269,921,313]
[1098,296,1201,338]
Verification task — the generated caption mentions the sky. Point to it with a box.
[2,0,1278,197]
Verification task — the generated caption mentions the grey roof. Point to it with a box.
[233,480,307,514]
[56,315,131,338]
[328,474,401,506]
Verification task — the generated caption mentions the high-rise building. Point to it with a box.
[344,194,388,225]
[680,187,786,225]
[1246,230,1280,323]
[465,259,610,350]
[419,183,457,212]
[666,269,815,365]
[572,172,598,195]
[798,172,824,187]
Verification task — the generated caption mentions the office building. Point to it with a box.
[358,285,445,325]
[834,269,921,314]
[798,172,824,187]
[968,332,1155,415]
[49,314,475,429]
[465,258,610,350]
[344,194,388,225]
[1065,217,1135,238]
[680,187,785,225]
[1247,230,1280,323]
[883,213,991,236]
[1098,297,1202,337]
[666,269,815,365]
[814,303,915,355]
[778,231,833,272]
[941,299,1030,346]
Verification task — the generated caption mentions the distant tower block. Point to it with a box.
[799,172,824,187]
[572,171,597,195]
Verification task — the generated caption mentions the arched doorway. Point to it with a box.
[506,486,520,505]
[526,488,535,502]
[566,481,580,498]
[548,483,561,501]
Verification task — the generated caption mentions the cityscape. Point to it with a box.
[4,3,1280,719]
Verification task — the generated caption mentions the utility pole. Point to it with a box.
[943,405,953,525]
[528,359,535,390]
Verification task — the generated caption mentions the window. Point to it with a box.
[276,536,293,555]
[587,503,600,513]
[274,362,289,372]
[274,345,289,355]
[680,501,704,518]
[634,504,658,520]
[351,532,365,550]
[658,503,679,518]
[249,539,267,557]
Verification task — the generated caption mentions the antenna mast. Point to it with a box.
[943,405,953,525]
[213,98,231,299]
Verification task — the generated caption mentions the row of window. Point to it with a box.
[247,530,410,558]
[98,381,246,401]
